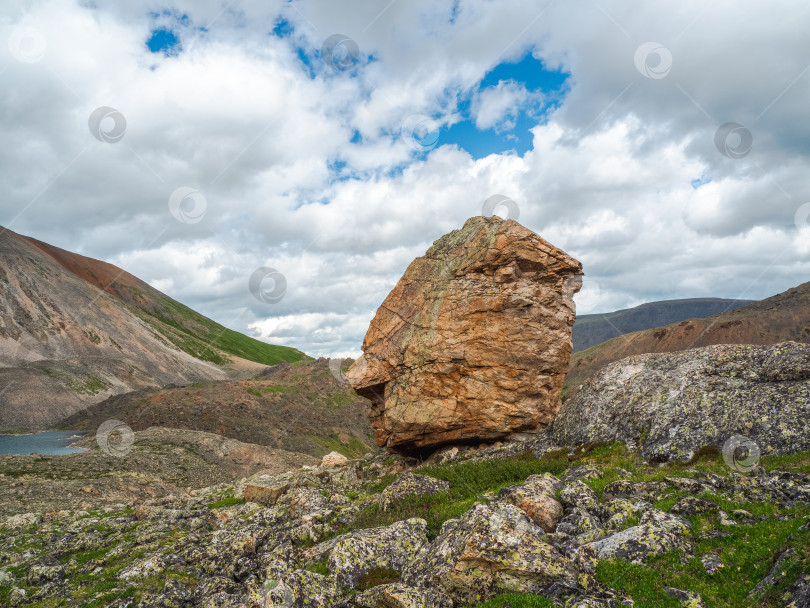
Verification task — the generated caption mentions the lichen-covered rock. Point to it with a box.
[350,583,453,608]
[578,508,691,565]
[553,343,810,462]
[665,587,707,607]
[784,573,810,608]
[309,518,429,589]
[671,497,719,516]
[347,215,582,453]
[379,472,450,511]
[559,481,601,514]
[555,508,603,537]
[265,570,342,608]
[701,554,724,575]
[24,557,65,586]
[404,503,578,604]
[601,480,669,503]
[560,465,603,484]
[1,512,41,529]
[499,473,564,532]
[601,499,649,531]
[663,477,708,494]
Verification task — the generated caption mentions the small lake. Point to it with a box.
[0,431,87,455]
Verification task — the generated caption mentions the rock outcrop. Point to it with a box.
[553,342,810,462]
[3,442,810,607]
[347,216,582,454]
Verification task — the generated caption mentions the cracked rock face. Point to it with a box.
[552,342,810,462]
[347,215,582,454]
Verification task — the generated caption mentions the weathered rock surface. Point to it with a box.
[403,502,578,604]
[378,472,450,511]
[499,473,564,532]
[553,342,810,462]
[347,215,582,453]
[2,447,809,607]
[308,518,429,589]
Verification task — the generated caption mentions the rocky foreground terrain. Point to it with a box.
[1,438,808,608]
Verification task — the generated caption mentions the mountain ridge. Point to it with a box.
[572,296,753,352]
[0,226,304,430]
[566,280,810,395]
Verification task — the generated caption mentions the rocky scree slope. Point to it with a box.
[567,281,810,394]
[0,227,303,430]
[1,443,809,607]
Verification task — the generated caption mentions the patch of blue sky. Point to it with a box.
[146,11,188,56]
[691,174,712,189]
[439,53,570,159]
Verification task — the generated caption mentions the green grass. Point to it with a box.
[312,435,371,459]
[596,499,810,608]
[357,567,400,590]
[464,593,555,607]
[246,384,289,397]
[132,295,306,366]
[38,367,110,396]
[331,450,572,539]
[305,560,331,576]
[207,497,245,509]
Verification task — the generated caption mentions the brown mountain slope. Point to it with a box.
[566,281,810,394]
[0,226,303,430]
[20,234,305,368]
[59,359,376,459]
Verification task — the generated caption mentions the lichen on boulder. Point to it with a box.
[347,215,582,454]
[553,342,810,462]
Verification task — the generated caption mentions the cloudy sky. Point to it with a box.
[2,0,809,357]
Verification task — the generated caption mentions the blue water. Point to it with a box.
[0,431,86,455]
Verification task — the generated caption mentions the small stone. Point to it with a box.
[671,497,719,516]
[320,451,349,468]
[500,473,564,532]
[561,465,603,483]
[701,554,723,575]
[665,586,708,607]
[379,472,450,511]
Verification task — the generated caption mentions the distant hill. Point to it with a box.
[0,226,305,430]
[572,298,753,352]
[60,358,375,460]
[566,281,810,396]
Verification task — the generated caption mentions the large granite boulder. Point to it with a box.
[347,216,582,454]
[552,342,810,462]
